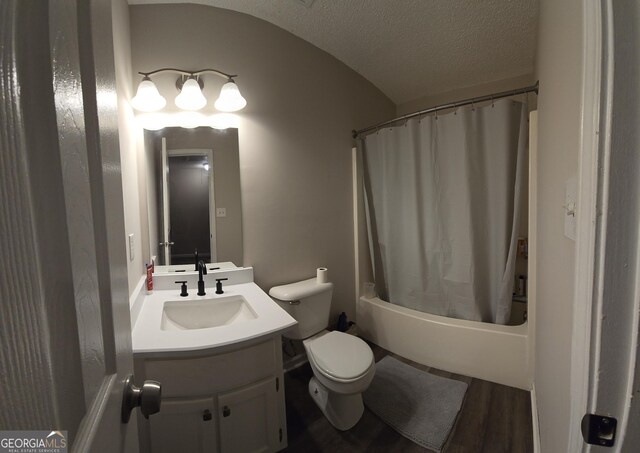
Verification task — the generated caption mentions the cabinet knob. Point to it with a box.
[203,409,212,421]
[222,406,231,417]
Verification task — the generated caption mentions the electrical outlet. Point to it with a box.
[128,234,135,262]
[216,208,227,218]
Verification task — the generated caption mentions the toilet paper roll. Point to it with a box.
[317,267,328,284]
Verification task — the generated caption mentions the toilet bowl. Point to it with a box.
[270,277,376,430]
[303,330,375,430]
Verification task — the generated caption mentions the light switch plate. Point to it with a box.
[216,208,227,218]
[128,234,135,261]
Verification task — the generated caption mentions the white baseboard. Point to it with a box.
[531,383,541,453]
[283,353,308,374]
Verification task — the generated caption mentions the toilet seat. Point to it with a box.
[306,331,374,382]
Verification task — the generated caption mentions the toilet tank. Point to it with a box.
[269,278,333,340]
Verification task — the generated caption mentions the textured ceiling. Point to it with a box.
[128,0,539,104]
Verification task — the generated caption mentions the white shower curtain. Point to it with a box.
[361,99,527,324]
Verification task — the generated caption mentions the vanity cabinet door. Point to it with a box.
[218,377,281,453]
[149,396,217,453]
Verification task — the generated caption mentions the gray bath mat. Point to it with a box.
[363,356,468,451]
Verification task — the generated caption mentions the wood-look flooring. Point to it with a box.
[283,343,533,453]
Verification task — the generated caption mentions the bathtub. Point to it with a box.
[356,295,532,390]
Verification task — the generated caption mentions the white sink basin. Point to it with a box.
[132,278,299,355]
[161,295,257,331]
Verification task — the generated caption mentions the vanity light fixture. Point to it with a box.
[131,76,166,112]
[131,68,247,113]
[214,80,247,112]
[175,77,207,111]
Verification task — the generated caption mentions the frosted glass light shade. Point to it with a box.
[214,80,247,112]
[131,79,166,112]
[175,78,207,111]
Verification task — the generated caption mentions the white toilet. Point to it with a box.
[270,277,375,431]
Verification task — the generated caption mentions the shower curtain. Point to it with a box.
[360,99,527,324]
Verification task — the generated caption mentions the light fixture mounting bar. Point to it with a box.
[138,68,238,80]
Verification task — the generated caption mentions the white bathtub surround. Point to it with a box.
[357,296,529,390]
[359,99,528,324]
[352,111,538,392]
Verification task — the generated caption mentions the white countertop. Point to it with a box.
[132,281,296,357]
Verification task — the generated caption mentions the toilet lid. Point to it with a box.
[307,331,374,380]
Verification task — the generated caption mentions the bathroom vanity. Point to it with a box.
[131,267,296,453]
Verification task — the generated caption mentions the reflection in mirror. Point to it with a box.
[144,127,243,267]
[165,150,213,263]
[153,261,238,275]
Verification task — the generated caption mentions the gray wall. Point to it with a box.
[130,4,395,320]
[113,0,148,295]
[396,73,536,116]
[534,1,582,451]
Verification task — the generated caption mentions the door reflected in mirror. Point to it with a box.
[144,127,243,266]
[166,150,213,264]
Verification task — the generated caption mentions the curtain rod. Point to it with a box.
[352,81,539,139]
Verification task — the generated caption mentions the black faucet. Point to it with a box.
[197,260,207,296]
[194,249,199,271]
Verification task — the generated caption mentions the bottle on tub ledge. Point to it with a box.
[335,311,357,336]
[516,274,527,298]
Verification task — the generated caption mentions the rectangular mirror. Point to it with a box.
[144,127,243,267]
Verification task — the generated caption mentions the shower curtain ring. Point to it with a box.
[454,103,458,115]
[491,95,494,108]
